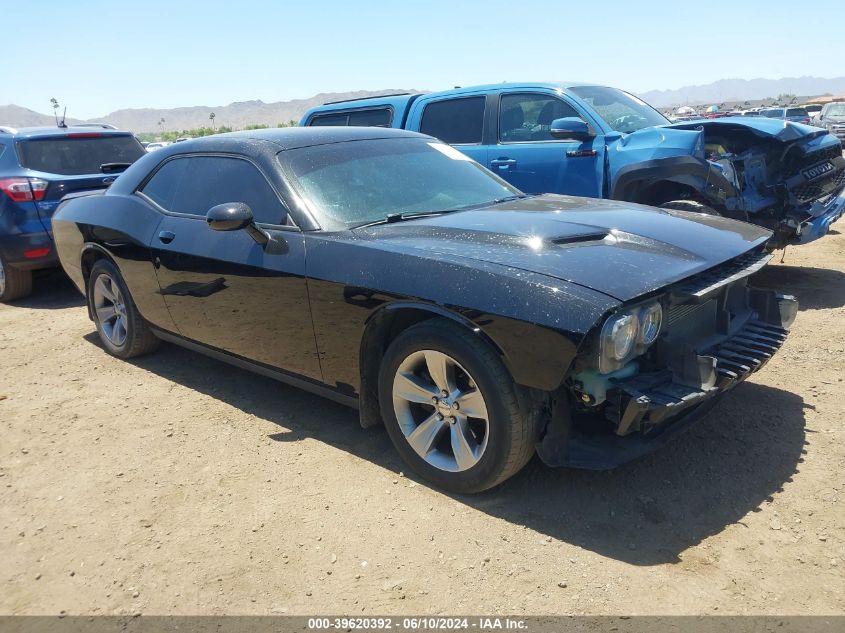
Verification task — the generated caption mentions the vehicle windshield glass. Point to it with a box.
[17,134,145,175]
[569,86,669,133]
[826,104,845,116]
[786,108,809,117]
[761,109,784,118]
[279,138,520,229]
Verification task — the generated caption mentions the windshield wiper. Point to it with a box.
[352,195,534,229]
[490,194,534,205]
[353,208,463,229]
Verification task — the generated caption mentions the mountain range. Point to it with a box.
[0,90,415,134]
[640,76,845,108]
[3,77,844,133]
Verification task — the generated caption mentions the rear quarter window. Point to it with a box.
[17,135,145,175]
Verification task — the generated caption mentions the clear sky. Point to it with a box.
[5,0,843,118]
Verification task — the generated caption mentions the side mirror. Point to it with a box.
[207,202,254,231]
[206,202,269,246]
[550,117,594,141]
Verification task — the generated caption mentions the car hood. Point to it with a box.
[664,117,830,142]
[353,195,771,303]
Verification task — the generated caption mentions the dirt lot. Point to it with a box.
[1,230,844,617]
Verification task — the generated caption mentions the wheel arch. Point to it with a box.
[610,156,738,210]
[80,244,118,320]
[357,302,505,428]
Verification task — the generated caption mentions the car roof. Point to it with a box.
[172,126,430,151]
[303,82,610,117]
[0,125,133,139]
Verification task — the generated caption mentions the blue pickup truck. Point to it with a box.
[302,83,845,248]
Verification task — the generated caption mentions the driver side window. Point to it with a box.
[499,94,580,143]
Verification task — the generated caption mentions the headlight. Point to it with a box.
[599,312,638,373]
[638,302,663,346]
[598,300,662,374]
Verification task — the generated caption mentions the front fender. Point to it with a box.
[610,154,739,208]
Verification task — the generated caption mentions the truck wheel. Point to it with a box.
[0,255,33,302]
[87,259,160,359]
[659,200,720,216]
[378,318,538,494]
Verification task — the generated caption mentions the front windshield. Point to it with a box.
[826,104,845,117]
[569,85,669,134]
[279,138,520,229]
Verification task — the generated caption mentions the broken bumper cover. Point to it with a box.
[791,187,845,245]
[554,291,797,470]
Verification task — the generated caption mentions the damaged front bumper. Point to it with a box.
[542,254,798,470]
[790,186,845,245]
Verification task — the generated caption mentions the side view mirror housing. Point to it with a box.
[206,202,268,246]
[207,202,254,231]
[550,117,594,141]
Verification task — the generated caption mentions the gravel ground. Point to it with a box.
[1,230,843,616]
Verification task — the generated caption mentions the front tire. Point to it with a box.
[378,319,537,493]
[0,254,33,302]
[87,259,159,358]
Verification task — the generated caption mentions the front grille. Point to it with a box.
[670,250,772,300]
[666,302,705,327]
[793,168,845,203]
[786,144,843,179]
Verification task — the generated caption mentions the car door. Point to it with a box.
[486,91,604,197]
[138,153,322,380]
[417,94,489,166]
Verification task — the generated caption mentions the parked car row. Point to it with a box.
[0,80,841,493]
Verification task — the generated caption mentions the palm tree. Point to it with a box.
[50,98,60,127]
[209,112,216,130]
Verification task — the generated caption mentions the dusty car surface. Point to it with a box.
[51,127,797,492]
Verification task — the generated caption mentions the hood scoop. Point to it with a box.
[549,230,610,246]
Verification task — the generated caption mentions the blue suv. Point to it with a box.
[0,125,145,301]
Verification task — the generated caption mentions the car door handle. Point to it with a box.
[158,230,175,244]
[490,158,517,169]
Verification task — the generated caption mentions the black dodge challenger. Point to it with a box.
[52,127,797,493]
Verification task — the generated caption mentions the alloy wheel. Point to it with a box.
[392,349,490,472]
[93,273,128,347]
[0,258,5,296]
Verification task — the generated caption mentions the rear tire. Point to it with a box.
[87,259,159,359]
[378,318,537,494]
[0,255,33,303]
[659,200,720,216]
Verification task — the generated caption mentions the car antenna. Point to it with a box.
[58,106,67,129]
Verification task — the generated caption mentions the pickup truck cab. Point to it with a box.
[302,83,845,248]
